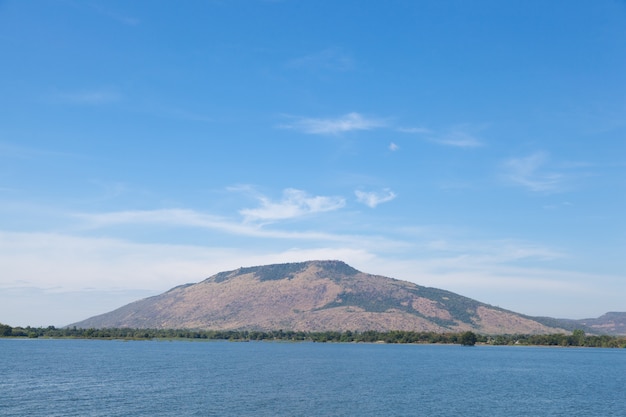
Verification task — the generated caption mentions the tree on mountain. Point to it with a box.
[572,329,586,346]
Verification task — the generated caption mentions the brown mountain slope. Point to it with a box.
[69,260,566,334]
[572,312,626,336]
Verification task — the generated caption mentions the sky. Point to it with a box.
[1,0,625,327]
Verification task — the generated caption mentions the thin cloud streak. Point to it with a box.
[502,152,565,192]
[399,126,484,147]
[239,188,345,222]
[431,130,483,148]
[279,112,386,135]
[421,238,565,263]
[280,115,482,148]
[355,189,397,208]
[73,205,568,261]
[397,127,433,134]
[74,208,336,241]
[73,208,406,249]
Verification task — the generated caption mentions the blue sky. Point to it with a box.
[1,0,625,327]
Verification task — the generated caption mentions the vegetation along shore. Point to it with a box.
[1,324,625,348]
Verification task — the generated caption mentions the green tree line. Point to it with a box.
[1,323,624,348]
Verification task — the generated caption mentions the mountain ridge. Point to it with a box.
[549,312,626,336]
[68,260,620,334]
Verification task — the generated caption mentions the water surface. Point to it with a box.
[1,339,624,416]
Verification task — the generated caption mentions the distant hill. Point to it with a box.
[528,312,626,336]
[571,312,626,336]
[69,260,573,334]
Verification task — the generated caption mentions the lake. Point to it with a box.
[1,339,624,416]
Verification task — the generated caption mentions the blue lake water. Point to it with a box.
[1,339,625,416]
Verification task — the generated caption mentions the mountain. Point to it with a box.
[70,260,568,334]
[572,312,626,336]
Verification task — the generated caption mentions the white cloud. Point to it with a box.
[502,152,565,192]
[240,188,345,221]
[389,142,399,151]
[70,205,412,252]
[75,208,339,241]
[431,130,483,148]
[355,189,397,208]
[72,206,574,265]
[280,116,482,148]
[279,112,386,135]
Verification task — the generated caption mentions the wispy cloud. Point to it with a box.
[240,188,345,222]
[49,88,121,105]
[0,230,376,296]
[399,125,484,148]
[77,209,226,230]
[355,189,397,208]
[279,112,386,135]
[430,130,483,148]
[80,190,346,229]
[2,204,620,324]
[280,114,483,148]
[397,127,432,134]
[389,142,399,151]
[501,152,565,192]
[2,227,617,325]
[73,207,410,256]
[287,47,354,71]
[75,207,348,242]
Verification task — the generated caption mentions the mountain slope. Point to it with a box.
[573,312,626,336]
[69,260,566,334]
